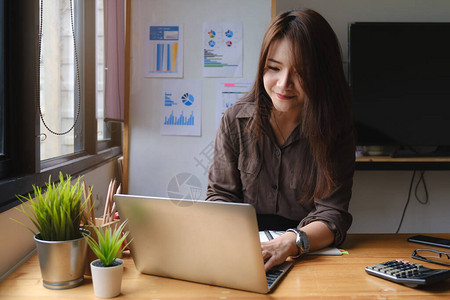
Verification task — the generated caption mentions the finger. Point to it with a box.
[261,242,271,260]
[261,248,271,261]
[264,256,278,272]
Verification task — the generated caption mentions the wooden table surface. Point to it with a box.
[1,233,449,299]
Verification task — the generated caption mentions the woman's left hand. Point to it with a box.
[261,231,298,272]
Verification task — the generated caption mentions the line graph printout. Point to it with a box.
[215,78,253,128]
[145,23,183,78]
[203,21,243,77]
[161,79,202,136]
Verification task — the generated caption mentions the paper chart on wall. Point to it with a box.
[215,78,253,128]
[203,21,243,77]
[161,79,202,136]
[145,23,183,78]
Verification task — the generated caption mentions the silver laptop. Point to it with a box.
[114,194,293,293]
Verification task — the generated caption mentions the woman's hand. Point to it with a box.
[261,231,298,272]
[261,222,335,271]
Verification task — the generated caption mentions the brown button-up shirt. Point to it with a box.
[206,100,355,246]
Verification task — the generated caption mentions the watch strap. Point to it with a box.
[286,228,310,258]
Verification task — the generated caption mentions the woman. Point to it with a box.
[206,9,355,271]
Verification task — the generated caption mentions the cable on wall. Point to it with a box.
[395,170,430,233]
[415,171,429,205]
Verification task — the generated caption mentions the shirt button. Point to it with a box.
[275,150,281,157]
[272,184,278,190]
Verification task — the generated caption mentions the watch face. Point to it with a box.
[300,231,310,251]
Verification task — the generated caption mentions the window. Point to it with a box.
[39,0,82,160]
[0,0,4,157]
[95,0,111,142]
[0,0,10,181]
[0,0,122,212]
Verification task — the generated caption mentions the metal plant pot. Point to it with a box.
[33,228,90,290]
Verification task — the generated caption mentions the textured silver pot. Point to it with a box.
[33,228,90,289]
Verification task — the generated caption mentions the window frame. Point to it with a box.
[0,0,4,158]
[0,0,122,213]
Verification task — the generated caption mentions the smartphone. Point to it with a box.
[407,235,450,249]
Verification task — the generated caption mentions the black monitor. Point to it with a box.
[348,22,450,157]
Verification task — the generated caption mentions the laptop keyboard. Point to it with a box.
[266,269,283,288]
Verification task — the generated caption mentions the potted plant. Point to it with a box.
[13,172,92,290]
[84,219,132,298]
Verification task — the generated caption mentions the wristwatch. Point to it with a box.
[286,228,310,258]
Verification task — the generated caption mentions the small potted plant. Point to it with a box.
[84,219,132,298]
[12,172,92,289]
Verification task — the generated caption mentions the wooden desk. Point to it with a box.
[1,234,449,299]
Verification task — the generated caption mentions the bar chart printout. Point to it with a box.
[215,78,253,128]
[146,24,183,78]
[161,79,201,136]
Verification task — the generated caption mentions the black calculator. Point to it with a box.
[365,259,450,288]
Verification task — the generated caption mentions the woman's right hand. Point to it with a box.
[261,231,298,272]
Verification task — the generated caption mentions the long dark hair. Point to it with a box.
[244,9,353,201]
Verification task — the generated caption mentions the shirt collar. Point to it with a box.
[235,101,255,119]
[235,101,303,146]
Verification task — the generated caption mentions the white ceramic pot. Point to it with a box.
[90,258,124,298]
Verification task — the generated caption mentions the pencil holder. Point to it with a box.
[84,218,121,276]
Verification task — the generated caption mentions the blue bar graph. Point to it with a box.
[204,49,238,68]
[155,43,178,73]
[150,26,180,75]
[164,111,195,126]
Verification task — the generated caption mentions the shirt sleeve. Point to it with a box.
[299,129,355,247]
[206,109,243,203]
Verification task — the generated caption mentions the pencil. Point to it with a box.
[103,179,113,224]
[88,185,95,224]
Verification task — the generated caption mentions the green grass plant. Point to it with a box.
[84,220,132,267]
[13,172,91,241]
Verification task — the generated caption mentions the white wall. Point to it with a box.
[276,0,450,234]
[350,170,450,233]
[128,0,271,199]
[0,159,120,281]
